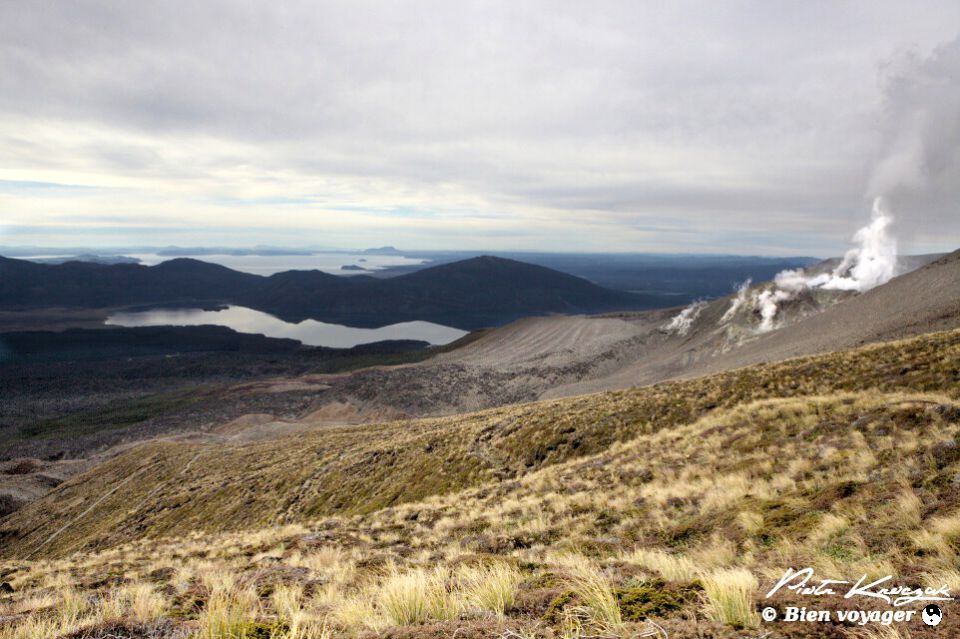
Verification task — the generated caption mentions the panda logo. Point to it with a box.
[922,604,943,627]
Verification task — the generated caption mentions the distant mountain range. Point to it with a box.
[0,255,654,329]
[19,254,141,266]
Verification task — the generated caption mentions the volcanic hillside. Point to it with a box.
[431,249,960,401]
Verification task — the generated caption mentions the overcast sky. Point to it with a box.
[1,1,958,255]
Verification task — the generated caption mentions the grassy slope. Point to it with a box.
[0,330,958,637]
[2,328,958,563]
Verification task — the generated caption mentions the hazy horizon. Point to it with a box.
[1,244,830,258]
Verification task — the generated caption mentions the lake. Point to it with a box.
[105,306,468,348]
[128,252,428,276]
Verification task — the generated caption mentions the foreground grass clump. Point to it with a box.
[196,572,261,639]
[621,549,699,582]
[380,567,458,626]
[560,559,623,635]
[124,583,167,624]
[701,568,758,629]
[2,330,960,638]
[459,562,524,619]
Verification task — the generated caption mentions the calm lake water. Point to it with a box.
[128,252,428,276]
[105,306,468,348]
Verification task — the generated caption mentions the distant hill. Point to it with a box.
[484,252,823,299]
[0,256,255,309]
[366,252,822,300]
[26,254,141,265]
[250,256,650,327]
[361,245,403,255]
[0,255,652,329]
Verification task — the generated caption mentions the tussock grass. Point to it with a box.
[6,593,56,616]
[922,568,960,592]
[558,606,588,639]
[808,513,851,545]
[892,487,923,527]
[97,588,127,622]
[701,568,759,629]
[7,329,960,561]
[561,558,623,634]
[2,330,960,637]
[379,566,460,626]
[459,562,524,618]
[124,582,167,623]
[0,580,169,639]
[332,595,385,633]
[2,617,68,639]
[196,578,259,639]
[622,548,699,582]
[56,587,89,620]
[847,626,914,639]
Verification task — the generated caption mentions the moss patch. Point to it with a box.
[615,578,702,622]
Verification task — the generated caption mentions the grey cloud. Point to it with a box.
[867,36,960,243]
[1,1,958,252]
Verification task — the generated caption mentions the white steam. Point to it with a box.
[748,197,898,332]
[719,279,751,324]
[742,36,960,332]
[866,36,960,232]
[663,300,706,336]
[809,197,898,292]
[754,288,795,332]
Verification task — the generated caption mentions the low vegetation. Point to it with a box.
[1,329,960,637]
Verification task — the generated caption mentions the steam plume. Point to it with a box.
[808,197,898,292]
[748,198,897,332]
[746,36,960,332]
[867,36,960,225]
[663,300,706,336]
[743,196,898,332]
[719,279,751,324]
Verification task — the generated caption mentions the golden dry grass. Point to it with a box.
[1,329,960,638]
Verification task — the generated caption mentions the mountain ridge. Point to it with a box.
[0,255,651,329]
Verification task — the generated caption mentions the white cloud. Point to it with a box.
[0,1,958,252]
